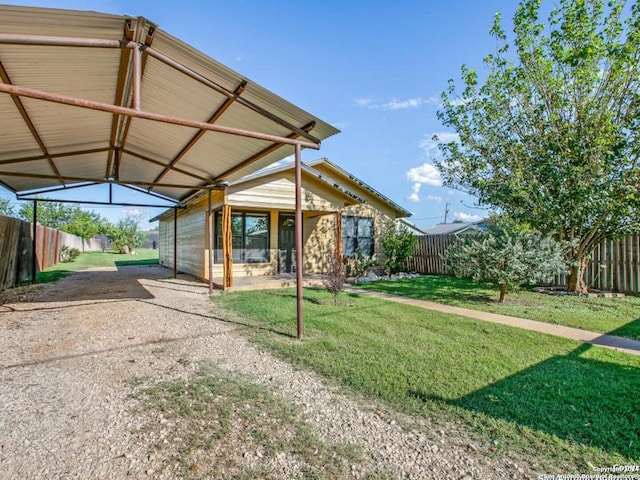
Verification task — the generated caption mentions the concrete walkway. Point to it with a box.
[346,287,640,357]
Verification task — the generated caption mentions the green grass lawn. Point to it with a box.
[212,288,640,474]
[354,275,640,340]
[37,248,159,283]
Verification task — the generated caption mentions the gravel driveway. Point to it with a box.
[0,265,528,479]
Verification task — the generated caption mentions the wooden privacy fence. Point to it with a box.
[554,234,640,294]
[0,215,102,291]
[404,234,457,276]
[0,216,32,292]
[405,233,640,294]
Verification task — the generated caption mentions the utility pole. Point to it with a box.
[443,202,450,224]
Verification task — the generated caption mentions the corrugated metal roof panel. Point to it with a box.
[0,94,41,160]
[20,100,112,153]
[0,5,123,38]
[180,130,273,179]
[157,169,207,189]
[55,152,109,179]
[1,176,59,192]
[151,28,340,141]
[118,151,166,183]
[0,44,119,101]
[124,118,195,164]
[153,185,192,201]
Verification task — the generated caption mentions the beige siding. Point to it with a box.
[303,213,337,274]
[158,202,207,278]
[227,171,349,212]
[311,163,406,218]
[159,202,278,281]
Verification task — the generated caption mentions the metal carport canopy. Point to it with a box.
[0,5,339,201]
[0,5,339,340]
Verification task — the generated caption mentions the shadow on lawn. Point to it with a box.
[412,343,640,460]
[606,316,640,342]
[114,258,159,267]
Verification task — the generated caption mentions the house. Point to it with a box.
[142,231,160,250]
[154,158,411,287]
[422,220,488,236]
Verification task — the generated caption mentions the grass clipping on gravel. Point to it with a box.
[213,287,640,474]
[130,362,363,479]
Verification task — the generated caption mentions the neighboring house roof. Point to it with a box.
[396,218,425,235]
[423,220,487,235]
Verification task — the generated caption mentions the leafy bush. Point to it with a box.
[108,215,145,254]
[59,245,81,263]
[344,249,377,280]
[444,218,566,302]
[381,222,417,274]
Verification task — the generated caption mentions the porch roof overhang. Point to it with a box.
[0,5,339,204]
[150,161,363,222]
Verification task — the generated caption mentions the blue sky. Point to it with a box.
[0,0,516,230]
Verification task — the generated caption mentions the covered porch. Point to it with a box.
[223,273,327,292]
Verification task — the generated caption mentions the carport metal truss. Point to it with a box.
[0,9,338,340]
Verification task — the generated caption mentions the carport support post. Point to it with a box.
[207,189,213,295]
[31,199,37,284]
[295,142,303,340]
[173,207,178,278]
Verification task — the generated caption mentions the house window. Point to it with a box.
[342,216,374,257]
[215,211,270,263]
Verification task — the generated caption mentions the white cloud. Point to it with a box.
[355,96,436,111]
[405,163,442,186]
[447,97,470,107]
[382,97,424,110]
[419,132,460,158]
[406,183,422,202]
[425,195,443,203]
[354,97,374,108]
[452,211,483,222]
[122,208,144,218]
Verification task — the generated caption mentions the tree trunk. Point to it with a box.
[567,258,588,294]
[498,284,506,303]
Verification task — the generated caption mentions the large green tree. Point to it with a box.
[436,0,640,292]
[107,214,146,254]
[0,198,15,217]
[18,201,110,239]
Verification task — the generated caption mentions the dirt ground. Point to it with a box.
[0,265,528,479]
